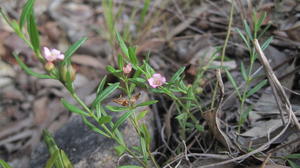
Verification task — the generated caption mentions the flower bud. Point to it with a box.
[123,64,132,74]
[60,64,76,82]
[45,62,55,71]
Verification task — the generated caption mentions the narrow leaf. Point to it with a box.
[96,76,107,95]
[92,82,120,107]
[246,79,267,97]
[106,105,129,112]
[243,20,253,40]
[136,110,148,121]
[116,31,129,57]
[27,13,40,53]
[64,37,88,60]
[0,160,12,168]
[285,154,300,159]
[112,110,134,131]
[240,62,248,81]
[170,67,185,82]
[44,150,59,168]
[61,99,89,117]
[14,53,53,79]
[128,47,138,65]
[82,116,110,137]
[117,54,124,69]
[261,36,273,51]
[239,106,252,125]
[288,160,300,168]
[19,0,35,28]
[114,145,126,156]
[98,116,112,125]
[136,100,158,107]
[225,69,241,100]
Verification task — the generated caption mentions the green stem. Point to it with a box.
[71,91,147,167]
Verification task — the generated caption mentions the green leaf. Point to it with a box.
[96,76,107,95]
[118,166,143,168]
[14,53,53,79]
[19,0,35,29]
[141,124,151,145]
[114,145,126,156]
[186,86,193,110]
[128,77,146,83]
[117,54,124,69]
[240,62,248,81]
[42,130,73,168]
[92,82,120,107]
[195,124,204,132]
[44,150,59,168]
[0,160,12,168]
[112,110,135,131]
[106,65,117,73]
[136,110,148,121]
[257,24,271,39]
[261,36,273,51]
[144,61,155,78]
[255,12,266,33]
[170,67,185,82]
[246,80,267,97]
[116,31,129,57]
[64,37,88,61]
[288,160,300,168]
[140,136,148,161]
[128,47,138,65]
[225,69,241,100]
[61,99,89,117]
[27,13,40,53]
[176,113,187,121]
[82,116,110,137]
[98,116,112,125]
[139,0,150,25]
[60,150,73,168]
[285,154,300,159]
[106,105,129,112]
[236,28,250,49]
[136,100,158,107]
[243,20,253,40]
[239,106,252,125]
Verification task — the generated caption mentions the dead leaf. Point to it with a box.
[240,119,282,138]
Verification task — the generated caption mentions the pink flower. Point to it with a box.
[148,73,166,88]
[43,47,64,62]
[123,64,132,74]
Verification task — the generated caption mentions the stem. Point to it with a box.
[72,91,147,167]
[149,150,160,168]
